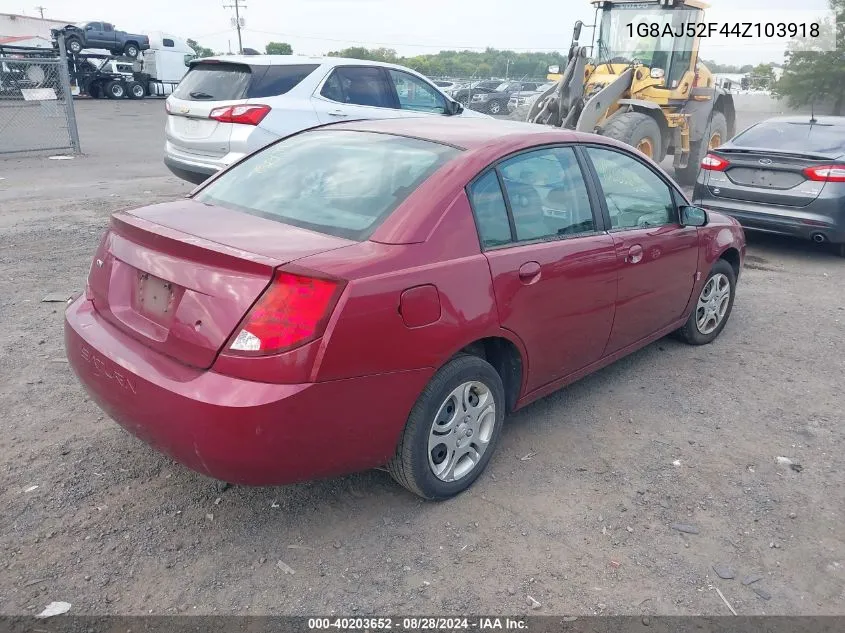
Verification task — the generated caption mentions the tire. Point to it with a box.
[675,259,737,345]
[124,43,139,59]
[127,81,145,99]
[837,242,845,258]
[487,100,503,115]
[675,112,728,186]
[105,80,125,99]
[457,96,469,106]
[387,355,506,500]
[66,36,83,54]
[602,111,662,160]
[88,82,103,99]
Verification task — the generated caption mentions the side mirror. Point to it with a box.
[573,20,583,42]
[680,205,708,227]
[446,99,463,116]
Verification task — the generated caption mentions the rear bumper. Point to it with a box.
[163,153,219,185]
[694,190,845,244]
[65,298,431,486]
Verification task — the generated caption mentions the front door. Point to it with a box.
[467,147,618,393]
[582,146,700,355]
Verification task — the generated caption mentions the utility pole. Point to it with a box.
[34,5,46,18]
[223,0,246,54]
[505,59,511,79]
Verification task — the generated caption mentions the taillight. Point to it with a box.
[701,153,730,171]
[228,272,343,355]
[803,165,845,182]
[209,104,271,126]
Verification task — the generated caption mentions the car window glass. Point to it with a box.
[586,147,675,229]
[248,64,320,97]
[103,24,113,32]
[467,171,512,248]
[388,70,446,114]
[195,130,459,241]
[163,38,175,47]
[499,147,595,241]
[320,67,394,108]
[732,120,845,155]
[172,63,252,100]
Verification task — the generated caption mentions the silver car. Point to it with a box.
[164,56,486,184]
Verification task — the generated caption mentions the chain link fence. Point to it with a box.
[0,43,80,155]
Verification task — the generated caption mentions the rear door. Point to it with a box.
[469,146,618,392]
[102,23,117,50]
[312,65,404,123]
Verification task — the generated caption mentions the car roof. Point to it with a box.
[330,117,581,151]
[754,115,845,126]
[198,54,428,73]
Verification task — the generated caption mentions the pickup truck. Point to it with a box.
[58,22,150,58]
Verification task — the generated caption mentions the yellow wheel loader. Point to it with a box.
[527,0,735,185]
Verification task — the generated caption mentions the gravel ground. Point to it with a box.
[0,100,843,617]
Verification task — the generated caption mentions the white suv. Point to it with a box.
[164,56,488,184]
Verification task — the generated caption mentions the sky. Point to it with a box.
[0,0,834,65]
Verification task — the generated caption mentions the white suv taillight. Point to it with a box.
[209,104,271,126]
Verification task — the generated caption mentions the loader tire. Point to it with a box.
[675,112,728,186]
[602,111,662,161]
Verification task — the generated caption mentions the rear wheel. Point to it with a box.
[676,111,728,186]
[105,80,125,99]
[127,81,145,99]
[675,259,736,345]
[602,111,662,160]
[88,82,103,99]
[124,43,140,58]
[388,355,505,500]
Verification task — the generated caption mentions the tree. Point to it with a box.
[749,63,776,90]
[265,41,292,55]
[774,0,845,114]
[187,38,216,58]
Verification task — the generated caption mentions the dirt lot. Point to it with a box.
[0,100,843,617]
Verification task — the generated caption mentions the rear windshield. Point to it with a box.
[732,120,845,156]
[194,130,461,241]
[172,62,319,101]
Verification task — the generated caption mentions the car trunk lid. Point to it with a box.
[86,200,354,369]
[701,148,838,208]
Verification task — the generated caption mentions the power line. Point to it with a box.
[242,28,567,52]
[222,0,246,54]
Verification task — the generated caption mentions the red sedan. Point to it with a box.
[65,117,746,499]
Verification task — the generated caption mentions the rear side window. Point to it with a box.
[173,63,318,101]
[194,130,460,241]
[320,67,395,108]
[732,120,845,156]
[247,64,319,98]
[468,171,512,248]
[163,38,175,47]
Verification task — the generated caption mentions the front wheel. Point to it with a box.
[65,36,83,54]
[487,100,503,115]
[602,111,662,160]
[675,259,737,345]
[388,355,505,499]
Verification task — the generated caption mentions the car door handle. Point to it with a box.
[518,261,542,285]
[327,110,348,117]
[625,245,644,264]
